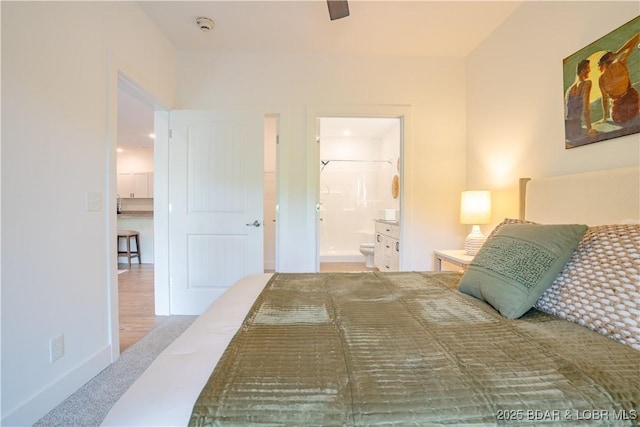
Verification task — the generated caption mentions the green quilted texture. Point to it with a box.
[474,237,556,289]
[458,223,588,319]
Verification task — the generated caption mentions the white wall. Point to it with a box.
[176,52,468,272]
[379,125,402,214]
[467,1,640,231]
[117,148,154,174]
[1,2,175,424]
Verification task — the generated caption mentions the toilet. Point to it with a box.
[359,243,375,268]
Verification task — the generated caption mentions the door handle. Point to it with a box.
[246,220,261,227]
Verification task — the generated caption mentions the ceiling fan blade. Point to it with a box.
[327,0,349,20]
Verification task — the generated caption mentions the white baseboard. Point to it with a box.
[2,345,112,426]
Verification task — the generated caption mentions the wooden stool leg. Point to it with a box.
[126,236,132,267]
[134,234,141,264]
[117,231,140,267]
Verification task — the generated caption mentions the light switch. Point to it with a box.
[86,191,102,211]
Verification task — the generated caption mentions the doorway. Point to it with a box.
[116,77,158,351]
[317,117,402,272]
[264,115,279,272]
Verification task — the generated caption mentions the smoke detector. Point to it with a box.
[196,17,214,32]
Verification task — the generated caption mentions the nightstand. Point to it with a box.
[433,250,474,271]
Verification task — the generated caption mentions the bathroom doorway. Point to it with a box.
[317,117,401,272]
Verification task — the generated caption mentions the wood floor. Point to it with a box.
[118,263,159,353]
[117,262,373,352]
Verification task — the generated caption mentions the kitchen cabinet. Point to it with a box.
[374,220,400,271]
[118,172,153,198]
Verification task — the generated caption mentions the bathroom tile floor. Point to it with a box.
[320,262,377,272]
[267,263,374,273]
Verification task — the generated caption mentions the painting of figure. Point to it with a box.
[563,16,639,148]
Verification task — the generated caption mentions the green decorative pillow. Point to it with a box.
[458,223,588,319]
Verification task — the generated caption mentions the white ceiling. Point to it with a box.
[137,1,521,57]
[118,1,522,150]
[118,82,156,151]
[320,117,399,139]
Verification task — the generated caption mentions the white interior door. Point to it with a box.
[169,110,264,314]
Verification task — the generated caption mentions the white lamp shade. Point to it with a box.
[460,190,492,225]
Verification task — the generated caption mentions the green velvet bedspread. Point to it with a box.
[189,272,639,426]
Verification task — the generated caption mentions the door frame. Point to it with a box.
[306,105,412,272]
[153,109,171,315]
[263,114,280,272]
[108,70,169,360]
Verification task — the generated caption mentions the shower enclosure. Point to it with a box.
[318,117,400,264]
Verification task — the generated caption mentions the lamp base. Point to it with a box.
[465,225,486,256]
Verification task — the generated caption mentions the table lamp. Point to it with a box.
[460,190,492,255]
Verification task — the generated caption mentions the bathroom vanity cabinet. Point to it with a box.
[374,220,399,271]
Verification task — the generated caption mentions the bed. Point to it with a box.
[102,166,639,426]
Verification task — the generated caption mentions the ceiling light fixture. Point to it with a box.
[196,17,214,32]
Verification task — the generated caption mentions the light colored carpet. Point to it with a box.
[34,315,197,427]
[117,270,128,275]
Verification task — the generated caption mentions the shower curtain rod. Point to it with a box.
[320,159,392,165]
[320,159,393,172]
[320,159,392,172]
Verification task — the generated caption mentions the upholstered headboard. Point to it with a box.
[520,166,639,225]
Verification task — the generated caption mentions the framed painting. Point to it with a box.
[563,16,639,149]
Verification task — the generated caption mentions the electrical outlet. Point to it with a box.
[50,334,65,363]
